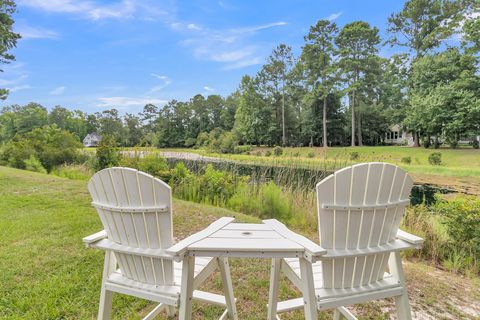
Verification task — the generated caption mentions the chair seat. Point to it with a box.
[284,258,402,304]
[106,257,214,305]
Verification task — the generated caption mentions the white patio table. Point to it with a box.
[166,217,326,320]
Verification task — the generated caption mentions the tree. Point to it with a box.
[95,109,125,145]
[405,48,480,147]
[387,0,463,58]
[258,44,295,146]
[234,75,272,145]
[13,103,49,135]
[0,1,21,100]
[124,113,143,147]
[301,20,339,147]
[336,21,381,146]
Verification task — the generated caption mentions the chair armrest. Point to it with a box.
[166,217,235,261]
[397,229,424,247]
[83,230,108,248]
[262,219,327,262]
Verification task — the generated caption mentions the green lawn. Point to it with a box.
[1,166,479,319]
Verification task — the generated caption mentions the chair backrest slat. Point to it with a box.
[88,167,174,286]
[316,163,413,289]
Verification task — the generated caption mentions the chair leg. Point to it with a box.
[179,255,195,320]
[218,258,238,320]
[333,309,342,320]
[98,287,113,320]
[267,258,282,320]
[388,252,412,320]
[299,258,318,320]
[394,292,412,320]
[98,251,116,320]
[166,306,176,318]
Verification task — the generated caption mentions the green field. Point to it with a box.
[1,166,479,319]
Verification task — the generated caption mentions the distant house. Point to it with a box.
[385,124,414,146]
[83,133,102,147]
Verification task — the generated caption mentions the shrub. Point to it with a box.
[435,196,480,264]
[258,181,292,221]
[350,151,359,161]
[428,152,442,166]
[96,135,120,170]
[233,145,252,154]
[218,132,238,154]
[273,146,283,156]
[307,152,315,158]
[473,139,479,149]
[265,151,272,157]
[446,136,458,149]
[401,156,412,164]
[137,154,169,178]
[0,125,81,172]
[23,155,47,174]
[227,183,261,215]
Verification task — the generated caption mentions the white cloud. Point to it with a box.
[9,85,32,92]
[18,0,165,21]
[0,74,28,87]
[187,23,202,31]
[223,57,262,70]
[326,11,343,21]
[97,96,168,108]
[178,21,286,70]
[15,25,59,40]
[50,86,66,95]
[148,73,171,93]
[203,86,215,92]
[231,22,288,34]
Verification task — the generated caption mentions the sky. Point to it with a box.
[1,0,406,114]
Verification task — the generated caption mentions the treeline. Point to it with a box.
[1,0,479,151]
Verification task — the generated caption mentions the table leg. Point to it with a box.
[218,257,238,320]
[267,258,281,320]
[299,257,318,320]
[179,255,195,320]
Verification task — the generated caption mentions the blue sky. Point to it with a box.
[1,0,405,114]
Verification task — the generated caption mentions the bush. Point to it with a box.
[233,145,252,154]
[23,155,47,174]
[258,181,292,221]
[96,135,120,170]
[273,146,283,156]
[435,196,480,265]
[428,152,442,166]
[350,151,359,161]
[265,151,272,157]
[227,183,261,215]
[401,156,412,164]
[137,154,169,178]
[473,139,479,149]
[307,152,315,158]
[0,125,81,172]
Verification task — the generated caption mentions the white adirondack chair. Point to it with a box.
[83,167,237,320]
[267,162,424,320]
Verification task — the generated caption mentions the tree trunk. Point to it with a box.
[323,95,328,148]
[413,131,420,147]
[351,90,355,147]
[357,102,363,146]
[281,88,286,147]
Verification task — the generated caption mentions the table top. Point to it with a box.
[187,221,306,258]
